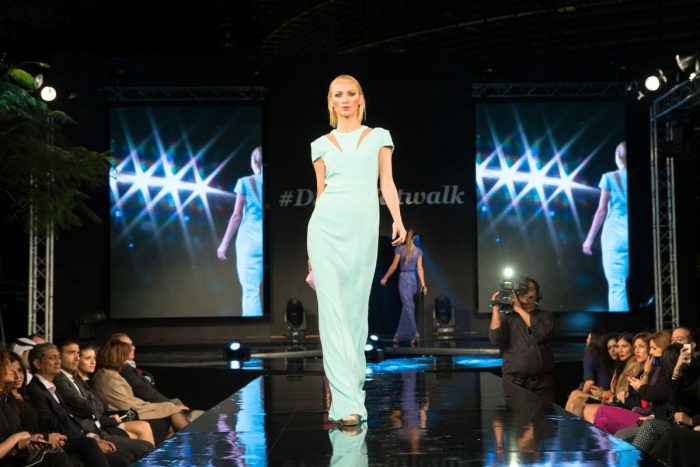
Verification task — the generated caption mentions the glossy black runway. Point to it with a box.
[133,359,662,466]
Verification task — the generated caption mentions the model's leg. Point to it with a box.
[236,226,263,316]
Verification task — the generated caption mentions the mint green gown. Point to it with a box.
[307,125,394,421]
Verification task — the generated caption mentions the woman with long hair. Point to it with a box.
[91,340,187,444]
[380,228,427,347]
[565,328,614,414]
[307,74,406,426]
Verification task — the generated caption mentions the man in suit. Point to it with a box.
[110,333,203,421]
[25,343,134,467]
[54,339,154,456]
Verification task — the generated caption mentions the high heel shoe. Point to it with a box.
[410,336,419,348]
[392,336,399,348]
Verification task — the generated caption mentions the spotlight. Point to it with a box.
[644,69,667,92]
[285,299,307,340]
[503,267,514,279]
[223,339,250,364]
[675,53,699,73]
[40,86,57,102]
[365,335,384,362]
[434,295,455,340]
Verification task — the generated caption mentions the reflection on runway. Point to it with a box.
[135,361,661,466]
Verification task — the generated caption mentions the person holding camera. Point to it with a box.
[489,277,555,403]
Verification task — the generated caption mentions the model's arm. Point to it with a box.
[217,194,245,260]
[582,189,610,255]
[312,158,326,201]
[417,255,427,294]
[379,147,406,245]
[380,253,401,285]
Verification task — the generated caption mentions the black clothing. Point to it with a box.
[490,308,555,402]
[120,365,169,403]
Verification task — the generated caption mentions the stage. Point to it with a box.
[131,348,662,466]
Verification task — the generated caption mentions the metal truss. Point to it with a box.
[105,86,265,102]
[28,195,55,343]
[471,82,629,98]
[650,79,700,330]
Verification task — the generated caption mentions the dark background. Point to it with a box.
[1,1,698,346]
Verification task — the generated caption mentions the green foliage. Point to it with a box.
[0,59,109,232]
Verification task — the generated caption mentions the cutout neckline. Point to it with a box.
[326,126,374,153]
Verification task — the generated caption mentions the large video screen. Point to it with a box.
[110,106,263,318]
[476,102,627,312]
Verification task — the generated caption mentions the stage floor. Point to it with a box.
[133,361,661,466]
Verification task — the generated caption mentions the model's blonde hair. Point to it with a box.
[615,141,627,167]
[251,146,262,174]
[327,75,366,128]
[403,229,415,265]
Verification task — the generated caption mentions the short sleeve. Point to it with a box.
[234,177,246,196]
[394,245,405,256]
[381,128,395,151]
[599,172,611,191]
[311,138,326,163]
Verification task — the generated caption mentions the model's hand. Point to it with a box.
[582,239,593,255]
[391,221,407,246]
[422,286,428,296]
[379,278,387,286]
[217,244,228,260]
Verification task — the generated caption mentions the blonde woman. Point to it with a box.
[380,229,427,347]
[217,146,263,316]
[307,74,406,426]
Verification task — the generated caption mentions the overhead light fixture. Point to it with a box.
[223,339,251,365]
[675,53,699,73]
[644,69,667,92]
[40,86,57,102]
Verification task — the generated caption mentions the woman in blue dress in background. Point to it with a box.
[307,75,406,426]
[217,146,263,317]
[380,229,427,347]
[583,141,629,311]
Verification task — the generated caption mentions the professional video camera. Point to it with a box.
[492,273,529,314]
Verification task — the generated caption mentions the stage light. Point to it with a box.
[434,295,456,341]
[40,86,56,101]
[644,69,667,92]
[223,339,251,363]
[675,53,698,73]
[34,73,44,88]
[503,267,514,279]
[285,299,307,339]
[365,336,384,362]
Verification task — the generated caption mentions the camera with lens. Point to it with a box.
[492,278,529,314]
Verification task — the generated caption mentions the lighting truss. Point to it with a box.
[105,86,265,102]
[472,82,629,99]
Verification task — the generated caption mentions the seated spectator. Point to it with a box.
[565,329,614,414]
[54,339,156,453]
[581,333,638,422]
[109,333,203,421]
[25,343,133,467]
[588,332,653,433]
[9,337,36,381]
[92,340,188,444]
[0,346,86,467]
[671,326,697,349]
[605,333,619,361]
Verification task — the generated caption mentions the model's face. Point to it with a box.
[11,360,24,388]
[607,338,618,360]
[79,349,96,375]
[329,79,363,123]
[649,339,663,358]
[671,329,690,345]
[60,343,80,373]
[634,338,649,362]
[118,336,136,361]
[35,348,61,377]
[617,339,632,361]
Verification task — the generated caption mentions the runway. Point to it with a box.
[132,352,661,466]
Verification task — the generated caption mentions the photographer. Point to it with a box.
[489,277,555,403]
